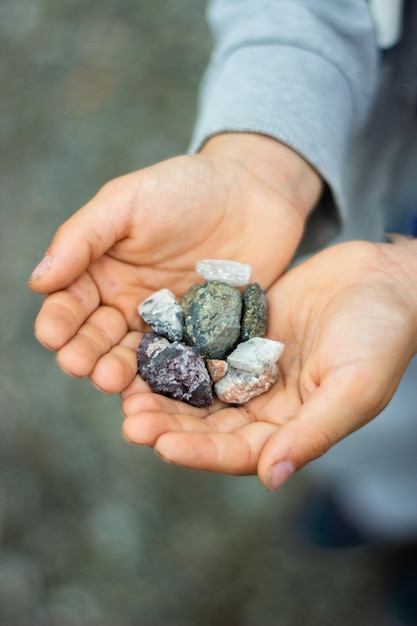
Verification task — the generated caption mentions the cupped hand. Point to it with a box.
[121,238,417,489]
[28,133,321,393]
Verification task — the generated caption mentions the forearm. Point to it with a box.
[191,0,379,250]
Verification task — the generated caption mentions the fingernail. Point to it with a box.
[29,255,52,281]
[265,460,296,491]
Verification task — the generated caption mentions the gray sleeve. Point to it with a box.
[189,0,379,252]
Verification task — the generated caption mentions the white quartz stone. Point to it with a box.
[196,259,252,287]
[138,288,184,342]
[227,337,284,374]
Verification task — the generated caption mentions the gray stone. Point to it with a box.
[196,259,252,287]
[179,283,200,313]
[214,364,278,404]
[138,288,184,342]
[241,283,268,341]
[227,337,284,374]
[181,281,242,359]
[137,332,213,407]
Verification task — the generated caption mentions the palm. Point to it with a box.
[122,241,416,486]
[33,152,304,392]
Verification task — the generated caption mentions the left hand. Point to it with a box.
[121,238,417,490]
[28,133,321,394]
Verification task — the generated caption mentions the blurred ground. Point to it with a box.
[0,1,387,624]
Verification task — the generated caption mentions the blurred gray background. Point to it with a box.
[0,1,386,624]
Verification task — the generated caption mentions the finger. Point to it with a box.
[28,174,136,293]
[122,396,254,447]
[153,422,277,475]
[120,374,152,400]
[257,374,371,491]
[122,389,209,418]
[34,272,100,350]
[89,330,141,393]
[122,390,222,446]
[123,407,213,447]
[56,306,129,377]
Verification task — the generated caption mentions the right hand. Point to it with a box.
[122,238,417,489]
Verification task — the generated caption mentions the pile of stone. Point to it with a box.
[136,260,284,407]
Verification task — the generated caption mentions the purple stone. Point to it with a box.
[137,332,213,408]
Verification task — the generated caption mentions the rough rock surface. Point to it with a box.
[181,281,242,359]
[137,332,213,407]
[196,259,252,287]
[179,283,201,313]
[138,288,184,342]
[136,264,284,406]
[227,337,284,374]
[206,359,228,383]
[241,283,268,341]
[214,364,278,404]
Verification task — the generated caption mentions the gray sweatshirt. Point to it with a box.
[189,0,417,256]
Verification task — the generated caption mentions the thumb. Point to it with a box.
[27,175,135,293]
[257,377,372,491]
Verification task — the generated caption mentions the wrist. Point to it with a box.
[200,132,323,220]
[381,237,417,352]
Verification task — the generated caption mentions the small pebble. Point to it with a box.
[227,337,284,374]
[181,281,242,359]
[214,364,278,404]
[136,260,284,406]
[137,332,213,407]
[196,259,252,287]
[179,283,200,313]
[241,283,268,341]
[206,359,228,383]
[138,289,184,342]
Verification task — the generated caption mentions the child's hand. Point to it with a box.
[28,133,321,393]
[121,238,417,490]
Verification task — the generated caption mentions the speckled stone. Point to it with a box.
[138,288,184,342]
[180,283,200,314]
[137,332,213,407]
[227,337,284,374]
[241,283,268,341]
[206,359,228,383]
[181,281,242,359]
[214,364,278,404]
[196,259,252,287]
